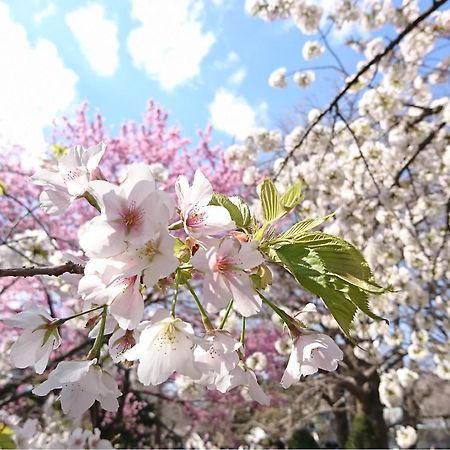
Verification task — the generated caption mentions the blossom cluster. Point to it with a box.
[3,143,351,419]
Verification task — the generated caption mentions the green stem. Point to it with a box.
[54,304,104,325]
[87,306,108,360]
[185,281,213,332]
[170,282,179,318]
[240,316,246,344]
[257,291,300,337]
[218,300,234,330]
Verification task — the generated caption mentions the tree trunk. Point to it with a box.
[333,407,350,448]
[359,372,389,448]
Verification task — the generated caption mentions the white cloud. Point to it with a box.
[209,89,263,140]
[227,67,247,86]
[214,51,239,70]
[33,2,56,24]
[65,4,119,77]
[127,0,215,91]
[0,1,78,164]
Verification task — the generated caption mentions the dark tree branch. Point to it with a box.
[0,261,84,278]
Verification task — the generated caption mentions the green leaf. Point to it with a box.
[211,194,251,228]
[280,181,303,209]
[0,424,16,449]
[260,178,285,223]
[229,196,252,228]
[271,213,335,245]
[275,234,388,338]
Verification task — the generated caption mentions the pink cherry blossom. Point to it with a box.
[191,237,263,316]
[79,163,174,258]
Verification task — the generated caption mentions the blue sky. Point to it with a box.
[0,0,416,159]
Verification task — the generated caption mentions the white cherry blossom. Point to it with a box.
[124,309,202,386]
[79,260,144,330]
[32,359,121,417]
[108,220,179,288]
[32,143,106,214]
[396,426,418,449]
[194,330,241,389]
[281,333,344,388]
[216,361,269,405]
[3,307,60,374]
[176,169,234,238]
[268,67,287,88]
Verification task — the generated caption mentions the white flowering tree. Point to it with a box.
[220,0,449,447]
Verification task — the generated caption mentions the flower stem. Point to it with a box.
[185,281,213,332]
[218,300,234,330]
[54,304,105,325]
[87,305,108,360]
[170,282,180,318]
[240,316,246,345]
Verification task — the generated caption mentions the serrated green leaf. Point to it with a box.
[275,236,388,338]
[271,213,335,245]
[211,193,251,228]
[260,178,285,223]
[276,244,357,336]
[280,181,303,209]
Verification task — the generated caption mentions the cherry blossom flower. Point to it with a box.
[194,330,241,389]
[108,220,179,288]
[281,333,344,388]
[3,307,60,374]
[268,67,287,88]
[79,163,174,258]
[175,169,234,238]
[396,426,418,449]
[216,361,269,405]
[32,359,121,417]
[124,309,202,386]
[108,328,136,363]
[32,143,106,214]
[79,260,144,330]
[191,237,263,316]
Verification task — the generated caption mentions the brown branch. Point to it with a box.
[0,261,84,278]
[274,0,448,179]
